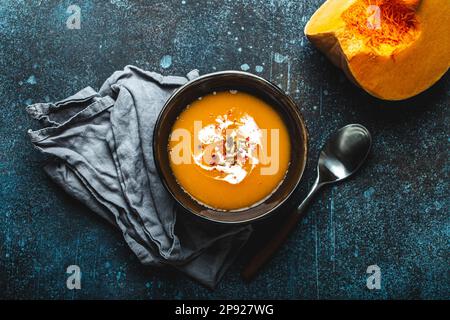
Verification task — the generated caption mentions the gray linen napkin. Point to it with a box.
[26,65,253,288]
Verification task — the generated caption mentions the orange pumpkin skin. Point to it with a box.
[305,0,450,101]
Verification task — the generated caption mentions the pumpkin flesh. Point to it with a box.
[305,0,450,100]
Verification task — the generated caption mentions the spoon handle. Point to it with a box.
[241,176,322,281]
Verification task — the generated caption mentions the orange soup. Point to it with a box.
[168,91,291,211]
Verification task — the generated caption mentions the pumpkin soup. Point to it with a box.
[168,91,290,211]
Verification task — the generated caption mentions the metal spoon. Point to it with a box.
[242,124,372,281]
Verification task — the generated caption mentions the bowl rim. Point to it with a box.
[153,70,309,224]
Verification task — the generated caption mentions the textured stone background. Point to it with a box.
[0,0,448,299]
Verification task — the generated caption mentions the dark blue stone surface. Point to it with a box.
[0,0,448,299]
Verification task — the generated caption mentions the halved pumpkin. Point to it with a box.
[305,0,450,100]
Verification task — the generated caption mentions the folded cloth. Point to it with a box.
[26,65,253,288]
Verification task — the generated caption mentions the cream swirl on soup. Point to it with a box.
[193,113,262,184]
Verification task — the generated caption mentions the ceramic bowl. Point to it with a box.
[153,71,308,223]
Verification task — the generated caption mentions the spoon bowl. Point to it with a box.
[318,124,372,184]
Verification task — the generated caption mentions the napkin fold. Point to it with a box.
[27,65,252,288]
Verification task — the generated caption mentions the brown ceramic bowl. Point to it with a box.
[153,71,308,224]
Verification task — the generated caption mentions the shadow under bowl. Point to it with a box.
[153,71,308,224]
